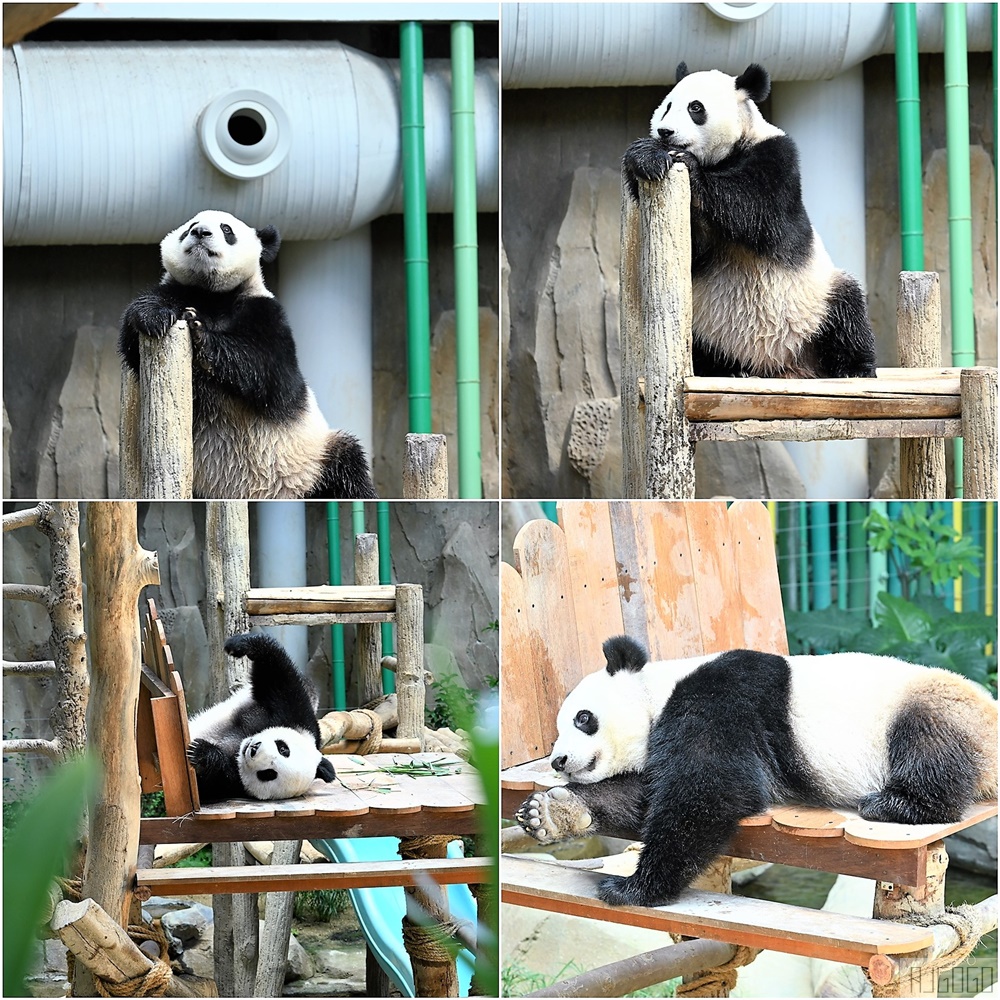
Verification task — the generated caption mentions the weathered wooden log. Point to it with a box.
[621,164,694,499]
[395,584,425,745]
[897,271,946,499]
[327,737,423,755]
[153,843,208,868]
[354,534,384,706]
[52,897,217,997]
[961,367,998,499]
[254,838,302,998]
[403,433,449,498]
[80,503,160,996]
[318,699,398,747]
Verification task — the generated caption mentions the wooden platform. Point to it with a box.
[142,753,486,845]
[501,855,933,968]
[245,585,398,626]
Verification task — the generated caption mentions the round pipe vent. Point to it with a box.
[703,2,775,21]
[198,89,291,180]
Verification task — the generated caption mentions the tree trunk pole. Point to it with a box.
[621,174,644,496]
[394,584,425,745]
[403,433,449,498]
[355,533,383,706]
[80,502,159,995]
[897,272,946,498]
[253,838,302,998]
[961,367,998,499]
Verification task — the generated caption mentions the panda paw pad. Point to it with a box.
[515,786,593,843]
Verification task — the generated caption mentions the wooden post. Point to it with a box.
[621,165,694,498]
[254,838,302,998]
[394,584,425,746]
[124,319,194,499]
[961,368,997,499]
[404,433,449,498]
[355,533,383,706]
[81,502,159,995]
[897,272,946,498]
[872,840,948,997]
[203,501,253,997]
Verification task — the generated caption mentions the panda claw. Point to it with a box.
[515,787,595,844]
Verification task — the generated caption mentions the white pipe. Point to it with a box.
[279,232,374,459]
[3,42,499,246]
[255,501,308,668]
[501,3,995,89]
[773,69,870,498]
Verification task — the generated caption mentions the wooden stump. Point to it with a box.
[354,534,383,706]
[404,433,449,498]
[254,839,302,998]
[395,584,425,745]
[961,367,998,499]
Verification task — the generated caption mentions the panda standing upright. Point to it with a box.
[623,63,878,379]
[516,637,998,907]
[119,210,376,499]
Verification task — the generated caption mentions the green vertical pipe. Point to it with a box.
[894,3,925,269]
[326,503,346,711]
[539,501,559,523]
[352,501,365,539]
[945,4,975,493]
[451,21,482,498]
[776,504,795,611]
[401,22,432,433]
[847,503,868,613]
[797,504,809,614]
[836,502,848,610]
[886,502,903,596]
[809,504,832,610]
[376,502,396,695]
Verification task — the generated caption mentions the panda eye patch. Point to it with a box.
[276,739,290,757]
[687,101,707,125]
[220,223,237,246]
[574,710,598,735]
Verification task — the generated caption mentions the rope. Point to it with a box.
[401,914,463,964]
[354,708,383,754]
[868,904,981,998]
[398,835,453,859]
[674,945,761,998]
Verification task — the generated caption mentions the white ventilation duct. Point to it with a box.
[3,41,499,245]
[501,2,995,89]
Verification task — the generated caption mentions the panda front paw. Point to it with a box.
[181,308,214,371]
[515,786,594,844]
[623,137,671,201]
[188,738,224,772]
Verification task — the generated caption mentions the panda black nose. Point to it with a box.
[551,755,568,772]
[658,128,674,140]
[190,225,211,240]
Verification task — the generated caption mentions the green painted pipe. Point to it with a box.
[797,504,809,613]
[945,4,975,493]
[326,503,346,711]
[376,502,396,695]
[809,503,831,611]
[847,503,868,613]
[836,502,848,610]
[352,501,365,539]
[894,3,925,270]
[451,21,482,499]
[401,22,432,433]
[539,501,558,523]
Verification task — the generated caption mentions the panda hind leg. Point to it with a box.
[858,709,978,825]
[306,432,377,500]
[809,276,878,378]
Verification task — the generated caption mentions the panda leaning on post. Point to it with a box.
[516,635,998,908]
[119,210,377,500]
[623,62,878,380]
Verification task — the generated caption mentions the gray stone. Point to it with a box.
[284,928,316,983]
[946,816,997,876]
[162,903,213,946]
[694,441,805,500]
[143,896,198,921]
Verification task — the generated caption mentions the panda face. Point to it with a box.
[160,210,280,294]
[649,63,781,166]
[236,726,335,800]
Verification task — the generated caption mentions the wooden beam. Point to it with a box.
[684,370,962,397]
[688,418,963,443]
[3,4,75,46]
[685,393,959,423]
[136,858,492,896]
[244,585,396,615]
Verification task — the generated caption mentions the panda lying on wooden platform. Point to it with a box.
[516,636,998,907]
[187,633,335,803]
[623,63,878,380]
[119,210,376,499]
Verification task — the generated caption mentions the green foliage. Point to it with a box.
[785,593,996,692]
[3,754,98,997]
[427,670,479,731]
[864,506,983,597]
[293,888,349,922]
[175,846,213,868]
[141,791,166,817]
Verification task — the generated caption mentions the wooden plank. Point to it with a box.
[249,612,396,627]
[843,800,997,849]
[726,501,789,655]
[405,753,488,807]
[685,393,960,422]
[341,754,478,814]
[501,562,550,768]
[689,418,963,443]
[136,684,161,795]
[684,371,962,397]
[140,808,485,845]
[558,502,625,666]
[168,670,200,812]
[512,519,585,738]
[244,586,396,615]
[136,857,492,896]
[501,857,933,963]
[332,756,425,815]
[150,694,196,816]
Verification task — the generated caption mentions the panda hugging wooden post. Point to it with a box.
[119,210,377,500]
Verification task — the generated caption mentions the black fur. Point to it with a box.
[603,635,649,675]
[735,63,770,103]
[305,432,378,500]
[188,633,334,803]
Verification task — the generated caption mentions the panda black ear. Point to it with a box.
[257,225,281,263]
[675,61,689,83]
[736,64,770,104]
[603,635,648,675]
[316,757,336,782]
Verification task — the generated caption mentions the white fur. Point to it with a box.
[237,726,324,800]
[160,210,273,295]
[552,651,996,804]
[648,68,782,165]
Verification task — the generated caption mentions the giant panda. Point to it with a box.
[187,632,336,803]
[119,210,377,499]
[623,63,878,380]
[516,636,997,907]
